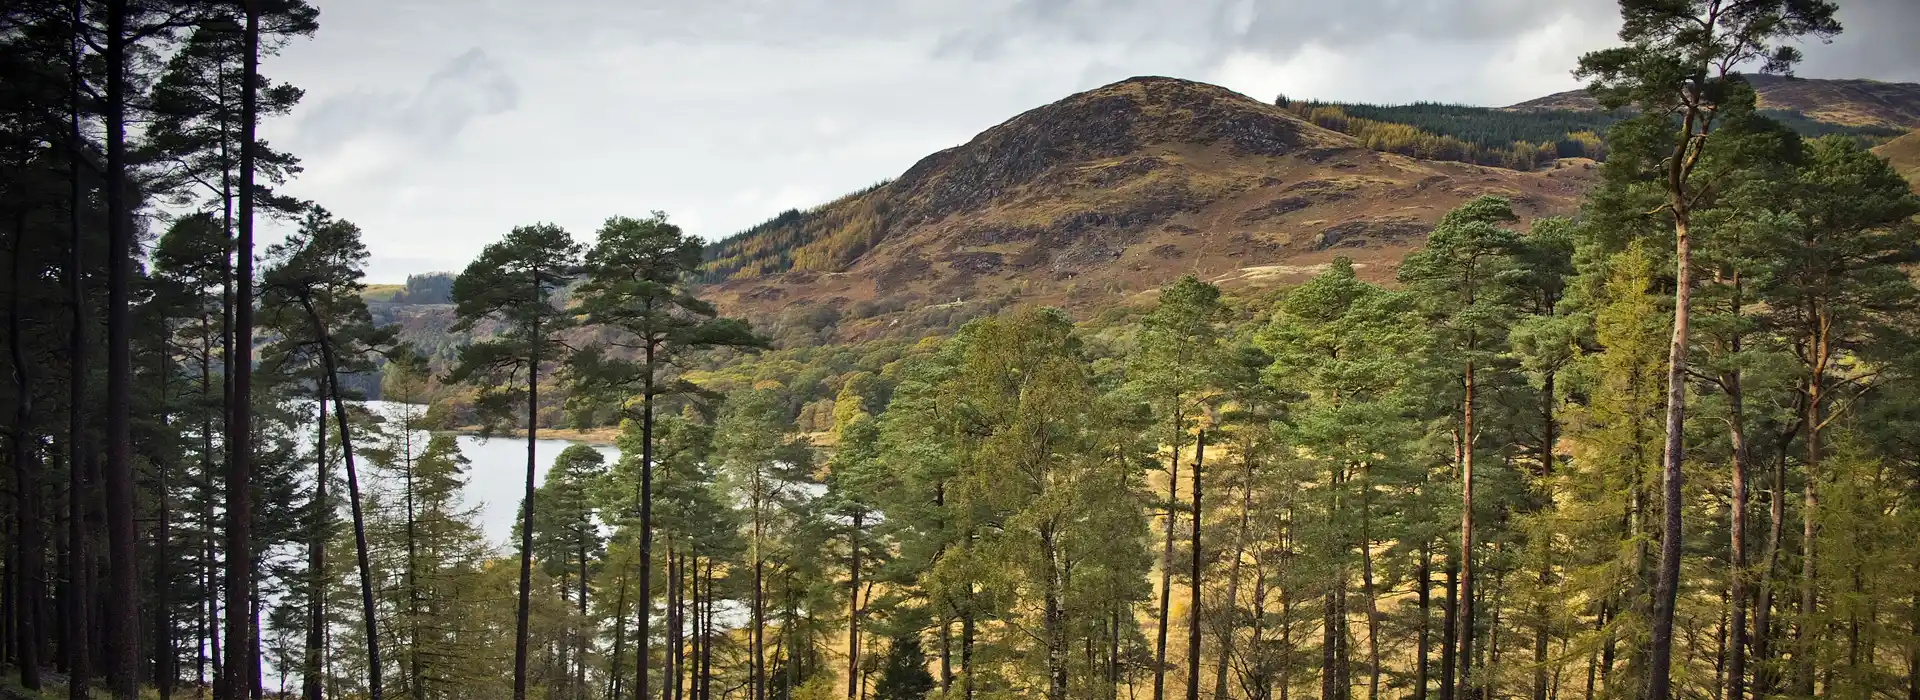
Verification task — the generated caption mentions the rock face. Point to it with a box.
[702,76,1594,342]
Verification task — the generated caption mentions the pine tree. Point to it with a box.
[1576,4,1843,695]
[449,222,583,700]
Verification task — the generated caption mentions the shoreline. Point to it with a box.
[439,425,622,447]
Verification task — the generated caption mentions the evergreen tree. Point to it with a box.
[449,222,583,700]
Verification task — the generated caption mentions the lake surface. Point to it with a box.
[363,402,620,548]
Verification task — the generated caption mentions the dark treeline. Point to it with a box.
[1276,96,1903,172]
[5,2,1920,700]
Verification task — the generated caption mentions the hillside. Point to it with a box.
[1507,73,1920,129]
[700,76,1596,342]
[1876,130,1920,193]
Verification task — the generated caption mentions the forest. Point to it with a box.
[4,2,1920,700]
[1274,99,1903,171]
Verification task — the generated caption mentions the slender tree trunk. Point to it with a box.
[752,491,766,700]
[1418,542,1432,700]
[9,216,44,691]
[1213,450,1254,700]
[1725,375,1750,700]
[578,540,589,700]
[1359,465,1381,700]
[1441,559,1458,700]
[1753,440,1790,696]
[1044,526,1068,700]
[303,401,327,700]
[1799,363,1824,698]
[609,568,631,700]
[1647,148,1695,700]
[1458,361,1477,700]
[221,2,263,697]
[155,353,174,699]
[406,410,423,700]
[636,341,657,700]
[66,10,94,686]
[1188,430,1204,700]
[1156,407,1182,700]
[848,513,863,700]
[103,0,142,693]
[701,562,714,700]
[939,618,952,694]
[512,298,542,700]
[312,315,383,700]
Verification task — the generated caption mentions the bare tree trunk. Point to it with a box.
[1647,116,1697,700]
[9,215,45,691]
[512,293,542,700]
[1360,465,1381,700]
[1155,407,1183,700]
[1213,449,1254,700]
[635,342,657,700]
[1418,542,1432,700]
[65,2,94,692]
[221,2,263,697]
[1458,361,1478,700]
[302,401,327,700]
[1188,430,1205,700]
[312,315,382,700]
[848,513,863,700]
[103,0,143,693]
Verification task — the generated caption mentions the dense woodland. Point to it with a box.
[4,2,1920,700]
[1274,99,1902,171]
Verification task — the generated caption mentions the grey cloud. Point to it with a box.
[289,47,518,156]
[1795,0,1920,83]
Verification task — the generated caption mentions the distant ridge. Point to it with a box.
[1505,74,1920,129]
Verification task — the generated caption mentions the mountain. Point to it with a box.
[1876,130,1920,193]
[700,76,1595,342]
[1506,74,1920,130]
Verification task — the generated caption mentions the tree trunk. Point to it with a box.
[155,350,174,699]
[1441,559,1458,700]
[578,540,589,700]
[103,0,142,694]
[848,512,863,700]
[406,408,423,700]
[311,309,382,700]
[1044,525,1068,700]
[1155,407,1183,700]
[1752,440,1790,696]
[609,568,631,700]
[1418,543,1432,700]
[1458,361,1477,700]
[1798,378,1822,698]
[701,561,714,700]
[512,294,541,700]
[65,0,93,691]
[1359,465,1381,700]
[9,216,44,691]
[752,491,766,700]
[1213,450,1254,700]
[1646,133,1695,700]
[303,400,327,700]
[1188,430,1204,700]
[1725,375,1750,700]
[222,1,262,696]
[636,341,657,700]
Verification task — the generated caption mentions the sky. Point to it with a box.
[253,0,1920,283]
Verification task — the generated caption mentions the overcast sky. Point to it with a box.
[254,0,1920,282]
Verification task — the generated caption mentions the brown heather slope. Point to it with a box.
[1875,130,1920,193]
[1507,74,1920,129]
[702,76,1594,341]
